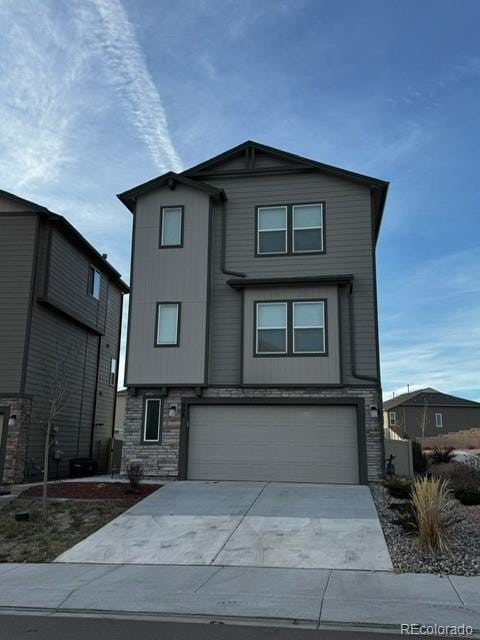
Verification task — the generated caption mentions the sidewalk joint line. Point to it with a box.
[448,576,465,607]
[318,568,333,627]
[210,482,270,565]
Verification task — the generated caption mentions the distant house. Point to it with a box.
[0,189,128,484]
[384,388,480,440]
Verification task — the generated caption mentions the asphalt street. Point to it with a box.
[0,614,446,640]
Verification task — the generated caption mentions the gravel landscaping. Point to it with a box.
[371,483,480,576]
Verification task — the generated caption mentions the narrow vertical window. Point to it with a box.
[389,411,397,426]
[293,301,325,353]
[292,204,324,253]
[435,413,443,428]
[257,206,287,254]
[155,303,180,346]
[88,266,101,299]
[144,399,162,442]
[256,302,287,354]
[109,358,117,387]
[160,207,183,247]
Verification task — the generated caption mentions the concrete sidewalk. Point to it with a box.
[0,563,479,630]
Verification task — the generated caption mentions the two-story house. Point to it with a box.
[0,189,128,484]
[119,141,388,484]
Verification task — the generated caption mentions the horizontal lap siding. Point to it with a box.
[24,304,99,479]
[46,228,108,333]
[207,172,377,384]
[0,214,37,394]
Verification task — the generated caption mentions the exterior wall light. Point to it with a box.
[8,415,17,428]
[169,405,177,417]
[369,405,378,418]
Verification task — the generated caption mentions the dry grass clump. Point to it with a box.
[411,476,452,553]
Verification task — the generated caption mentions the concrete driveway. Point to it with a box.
[56,481,392,571]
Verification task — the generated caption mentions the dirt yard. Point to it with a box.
[0,482,161,563]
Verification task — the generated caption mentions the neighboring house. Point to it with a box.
[384,387,480,440]
[114,389,127,440]
[0,190,128,484]
[118,141,388,484]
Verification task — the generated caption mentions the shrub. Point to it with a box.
[385,476,413,500]
[126,462,144,490]
[455,488,480,506]
[412,441,429,474]
[431,446,455,464]
[446,459,480,493]
[410,476,452,553]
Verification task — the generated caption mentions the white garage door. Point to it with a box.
[187,404,359,484]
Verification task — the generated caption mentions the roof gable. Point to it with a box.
[384,388,480,410]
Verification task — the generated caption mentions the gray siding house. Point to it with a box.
[0,190,128,484]
[119,141,388,484]
[384,387,480,440]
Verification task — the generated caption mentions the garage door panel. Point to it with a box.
[188,405,359,484]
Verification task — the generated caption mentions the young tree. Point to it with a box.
[418,398,429,451]
[42,341,79,519]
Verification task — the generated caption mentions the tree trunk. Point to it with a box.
[42,418,51,520]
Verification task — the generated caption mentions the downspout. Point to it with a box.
[348,283,378,383]
[220,198,246,277]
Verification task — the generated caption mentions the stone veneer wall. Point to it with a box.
[121,387,384,482]
[1,397,32,484]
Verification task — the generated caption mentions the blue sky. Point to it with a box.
[1,0,479,400]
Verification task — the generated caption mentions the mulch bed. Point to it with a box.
[371,484,480,576]
[21,482,161,501]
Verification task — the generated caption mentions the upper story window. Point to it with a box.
[155,302,180,347]
[88,266,101,300]
[160,206,183,247]
[257,206,287,255]
[109,357,117,387]
[292,204,323,253]
[389,411,397,426]
[256,203,324,256]
[255,300,326,356]
[435,413,443,428]
[292,301,325,353]
[256,302,287,354]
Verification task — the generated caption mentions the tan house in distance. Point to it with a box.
[384,387,480,440]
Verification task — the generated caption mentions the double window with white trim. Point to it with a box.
[256,203,324,255]
[255,300,326,355]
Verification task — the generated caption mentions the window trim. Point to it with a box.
[292,300,326,354]
[159,205,184,248]
[389,411,397,426]
[109,357,117,387]
[435,412,443,428]
[253,299,328,358]
[143,398,162,443]
[255,201,326,257]
[154,302,181,347]
[255,301,288,355]
[87,265,101,300]
[292,203,324,254]
[256,205,288,256]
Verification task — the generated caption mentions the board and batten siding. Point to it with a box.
[127,184,210,385]
[0,213,37,395]
[207,171,377,385]
[242,285,340,385]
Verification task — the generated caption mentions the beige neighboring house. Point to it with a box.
[114,390,127,440]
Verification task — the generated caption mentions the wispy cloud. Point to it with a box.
[380,247,480,401]
[0,2,90,189]
[88,0,183,173]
